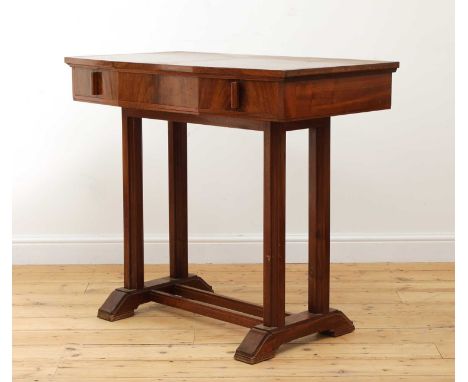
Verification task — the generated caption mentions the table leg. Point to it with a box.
[98,114,213,322]
[167,121,213,291]
[262,124,286,328]
[122,113,145,290]
[234,123,286,363]
[97,110,145,320]
[168,121,188,278]
[95,111,353,360]
[308,120,330,313]
[308,119,354,338]
[235,119,354,364]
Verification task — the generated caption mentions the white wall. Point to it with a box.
[11,0,454,263]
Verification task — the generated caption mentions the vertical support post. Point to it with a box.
[122,110,144,290]
[263,123,286,327]
[168,121,189,278]
[308,118,331,313]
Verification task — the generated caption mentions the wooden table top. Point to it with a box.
[65,51,399,79]
[65,51,398,122]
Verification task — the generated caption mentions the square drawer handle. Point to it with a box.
[91,71,103,96]
[230,81,240,110]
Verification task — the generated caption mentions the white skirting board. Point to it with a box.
[12,233,454,264]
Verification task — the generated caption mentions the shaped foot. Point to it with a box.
[320,309,355,337]
[97,274,214,321]
[234,309,355,364]
[97,288,151,321]
[234,327,277,364]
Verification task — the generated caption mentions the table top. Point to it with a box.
[66,51,398,122]
[65,51,399,79]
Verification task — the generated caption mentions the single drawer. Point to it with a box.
[72,67,117,102]
[283,72,393,119]
[198,78,282,119]
[118,72,199,112]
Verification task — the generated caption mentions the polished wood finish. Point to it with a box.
[172,285,266,317]
[284,72,392,119]
[235,310,354,363]
[123,108,333,132]
[124,107,269,131]
[65,51,399,78]
[198,78,282,120]
[118,73,199,113]
[263,124,286,328]
[308,119,331,313]
[72,67,117,104]
[230,81,240,110]
[121,111,144,290]
[150,290,263,328]
[91,71,102,96]
[66,51,399,121]
[97,274,213,322]
[65,51,399,364]
[168,121,188,278]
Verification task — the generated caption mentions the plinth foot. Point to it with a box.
[97,288,150,321]
[235,309,354,364]
[97,274,214,321]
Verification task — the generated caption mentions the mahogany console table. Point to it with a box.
[65,52,399,364]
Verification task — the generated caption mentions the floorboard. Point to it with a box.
[12,263,454,381]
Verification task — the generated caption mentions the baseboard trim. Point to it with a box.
[12,233,454,264]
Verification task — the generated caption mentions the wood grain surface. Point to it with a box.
[66,51,398,121]
[65,51,399,78]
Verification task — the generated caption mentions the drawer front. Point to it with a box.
[118,73,199,112]
[199,79,282,119]
[284,73,392,119]
[72,68,117,102]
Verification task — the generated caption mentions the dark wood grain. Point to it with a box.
[156,75,198,109]
[172,284,265,317]
[230,81,240,110]
[122,111,144,290]
[124,108,268,131]
[150,290,263,328]
[72,67,117,104]
[67,51,397,364]
[67,51,398,121]
[123,108,330,132]
[263,123,286,328]
[118,72,156,103]
[168,121,188,278]
[308,120,331,313]
[284,72,392,119]
[118,73,198,112]
[235,309,354,364]
[97,274,213,321]
[91,71,102,95]
[97,288,150,322]
[198,78,281,119]
[65,51,399,79]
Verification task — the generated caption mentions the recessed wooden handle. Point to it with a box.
[91,71,103,95]
[230,81,240,110]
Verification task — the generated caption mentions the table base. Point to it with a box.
[98,275,354,364]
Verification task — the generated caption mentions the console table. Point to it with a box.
[65,52,399,364]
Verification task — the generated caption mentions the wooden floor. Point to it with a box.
[13,263,454,381]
